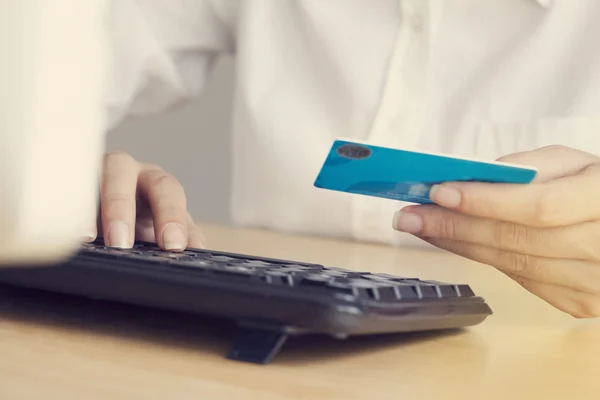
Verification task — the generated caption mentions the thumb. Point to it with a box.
[497,145,598,183]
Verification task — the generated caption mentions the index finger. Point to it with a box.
[429,164,600,227]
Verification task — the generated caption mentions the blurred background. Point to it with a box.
[106,57,235,225]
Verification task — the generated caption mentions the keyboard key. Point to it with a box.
[281,264,312,270]
[224,265,254,273]
[244,260,274,267]
[415,285,438,299]
[262,271,293,285]
[340,279,377,299]
[299,273,332,287]
[375,286,399,301]
[396,286,420,300]
[152,252,191,260]
[364,274,401,285]
[456,284,475,297]
[124,254,171,263]
[328,279,371,298]
[325,267,354,273]
[88,247,139,259]
[348,278,378,288]
[169,259,218,269]
[278,268,311,276]
[319,269,354,278]
[135,245,161,252]
[214,267,253,278]
[397,278,424,284]
[209,255,241,263]
[180,251,205,258]
[326,281,354,294]
[259,275,280,284]
[280,265,323,275]
[436,285,459,298]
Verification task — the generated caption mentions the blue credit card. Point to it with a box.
[313,139,537,204]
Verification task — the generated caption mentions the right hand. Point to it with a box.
[86,151,205,251]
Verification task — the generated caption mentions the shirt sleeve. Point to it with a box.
[105,0,236,129]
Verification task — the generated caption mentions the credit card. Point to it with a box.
[313,138,537,204]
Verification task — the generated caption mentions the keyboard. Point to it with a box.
[0,241,492,364]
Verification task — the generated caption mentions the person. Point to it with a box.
[97,1,600,318]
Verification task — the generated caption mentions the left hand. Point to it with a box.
[93,151,205,251]
[392,145,600,318]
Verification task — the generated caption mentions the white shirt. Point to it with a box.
[107,0,600,247]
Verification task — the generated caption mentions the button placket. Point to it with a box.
[351,0,440,243]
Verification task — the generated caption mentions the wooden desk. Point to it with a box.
[1,224,599,400]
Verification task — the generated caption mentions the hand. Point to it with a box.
[392,145,600,318]
[86,151,205,251]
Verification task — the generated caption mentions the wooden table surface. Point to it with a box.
[1,223,599,400]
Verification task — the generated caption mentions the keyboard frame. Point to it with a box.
[0,240,493,364]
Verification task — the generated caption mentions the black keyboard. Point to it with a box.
[0,241,492,364]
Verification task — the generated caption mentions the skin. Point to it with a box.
[392,145,600,318]
[87,151,205,251]
[94,145,600,318]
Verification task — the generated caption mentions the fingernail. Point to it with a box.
[162,223,186,251]
[392,211,423,234]
[430,185,461,208]
[82,229,97,243]
[107,221,131,248]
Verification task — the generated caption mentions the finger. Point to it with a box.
[429,163,600,227]
[394,205,599,260]
[82,205,98,243]
[134,217,157,243]
[505,273,600,318]
[133,194,157,243]
[496,145,599,182]
[100,152,139,248]
[421,237,600,294]
[186,213,206,249]
[82,194,99,242]
[83,223,98,243]
[137,165,189,251]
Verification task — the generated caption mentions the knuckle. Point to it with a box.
[103,191,134,206]
[145,172,187,210]
[437,215,458,238]
[497,250,542,277]
[493,222,530,249]
[156,204,184,217]
[571,297,600,319]
[149,172,182,190]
